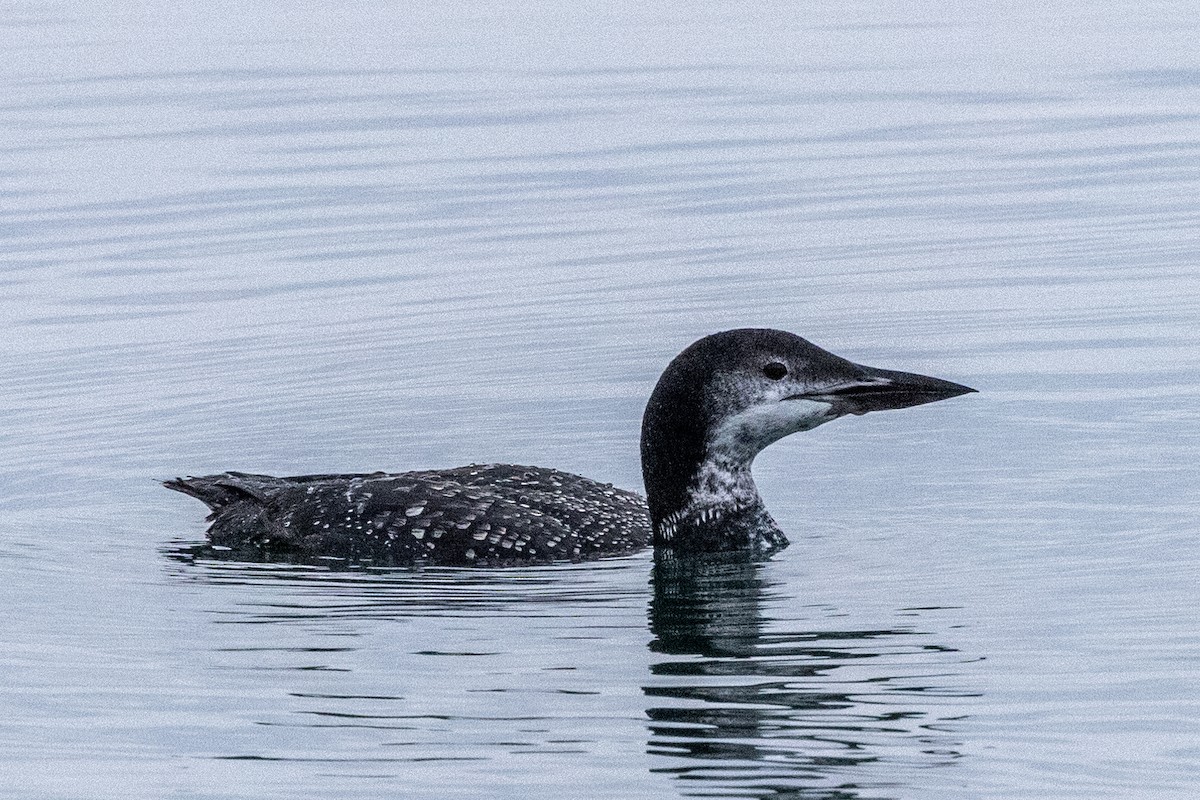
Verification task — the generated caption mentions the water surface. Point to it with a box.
[2,2,1199,798]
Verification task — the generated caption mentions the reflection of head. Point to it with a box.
[646,556,972,799]
[650,553,767,659]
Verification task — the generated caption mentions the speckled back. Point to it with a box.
[168,464,651,566]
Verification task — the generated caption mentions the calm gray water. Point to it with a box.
[3,2,1199,798]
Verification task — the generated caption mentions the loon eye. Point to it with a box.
[762,362,788,380]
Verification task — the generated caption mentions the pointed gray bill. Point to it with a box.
[788,364,977,416]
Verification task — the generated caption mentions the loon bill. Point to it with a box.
[166,328,975,566]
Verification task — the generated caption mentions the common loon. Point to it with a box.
[166,329,974,566]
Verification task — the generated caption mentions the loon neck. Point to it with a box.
[641,388,786,553]
[640,368,714,528]
[682,456,763,517]
[645,454,786,552]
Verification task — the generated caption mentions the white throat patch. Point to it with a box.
[706,398,835,465]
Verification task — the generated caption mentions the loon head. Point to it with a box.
[640,328,975,552]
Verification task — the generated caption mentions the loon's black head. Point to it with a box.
[640,328,975,551]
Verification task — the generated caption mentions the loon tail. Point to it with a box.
[163,472,279,512]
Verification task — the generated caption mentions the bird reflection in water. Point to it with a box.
[647,555,976,799]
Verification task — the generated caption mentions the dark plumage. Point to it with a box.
[168,329,975,566]
[165,465,649,566]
